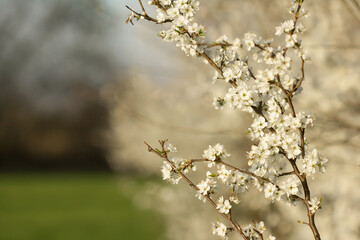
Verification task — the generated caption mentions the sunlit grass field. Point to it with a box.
[0,173,164,240]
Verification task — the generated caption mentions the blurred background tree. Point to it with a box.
[0,0,122,171]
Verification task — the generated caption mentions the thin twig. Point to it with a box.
[144,141,250,240]
[251,220,264,240]
[277,171,295,177]
[125,5,172,24]
[288,57,305,96]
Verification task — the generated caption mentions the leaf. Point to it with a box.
[155,148,163,155]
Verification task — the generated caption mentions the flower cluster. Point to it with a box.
[129,0,327,239]
[217,165,250,195]
[301,149,328,177]
[242,221,266,239]
[196,176,217,202]
[211,221,229,240]
[211,220,276,240]
[203,143,230,164]
[149,0,204,57]
[165,142,177,153]
[308,197,322,214]
[161,157,196,184]
[216,196,232,214]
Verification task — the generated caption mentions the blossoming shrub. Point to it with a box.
[126,0,329,239]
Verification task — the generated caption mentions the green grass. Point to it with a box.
[0,172,164,240]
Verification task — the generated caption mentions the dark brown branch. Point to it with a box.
[277,171,295,177]
[197,51,237,88]
[274,2,322,238]
[288,57,305,96]
[125,5,172,24]
[196,42,234,48]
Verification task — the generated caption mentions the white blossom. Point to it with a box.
[281,176,300,197]
[264,183,277,200]
[229,195,240,204]
[282,20,295,33]
[212,221,228,239]
[285,34,297,48]
[243,32,256,51]
[161,161,181,184]
[308,197,322,214]
[302,149,328,176]
[267,235,276,240]
[156,9,166,23]
[196,178,216,202]
[256,221,266,233]
[216,196,232,214]
[203,144,230,163]
[203,145,217,161]
[217,165,231,183]
[165,142,177,153]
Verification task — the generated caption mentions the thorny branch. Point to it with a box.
[276,3,321,239]
[128,0,323,239]
[144,140,252,240]
[125,0,172,24]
